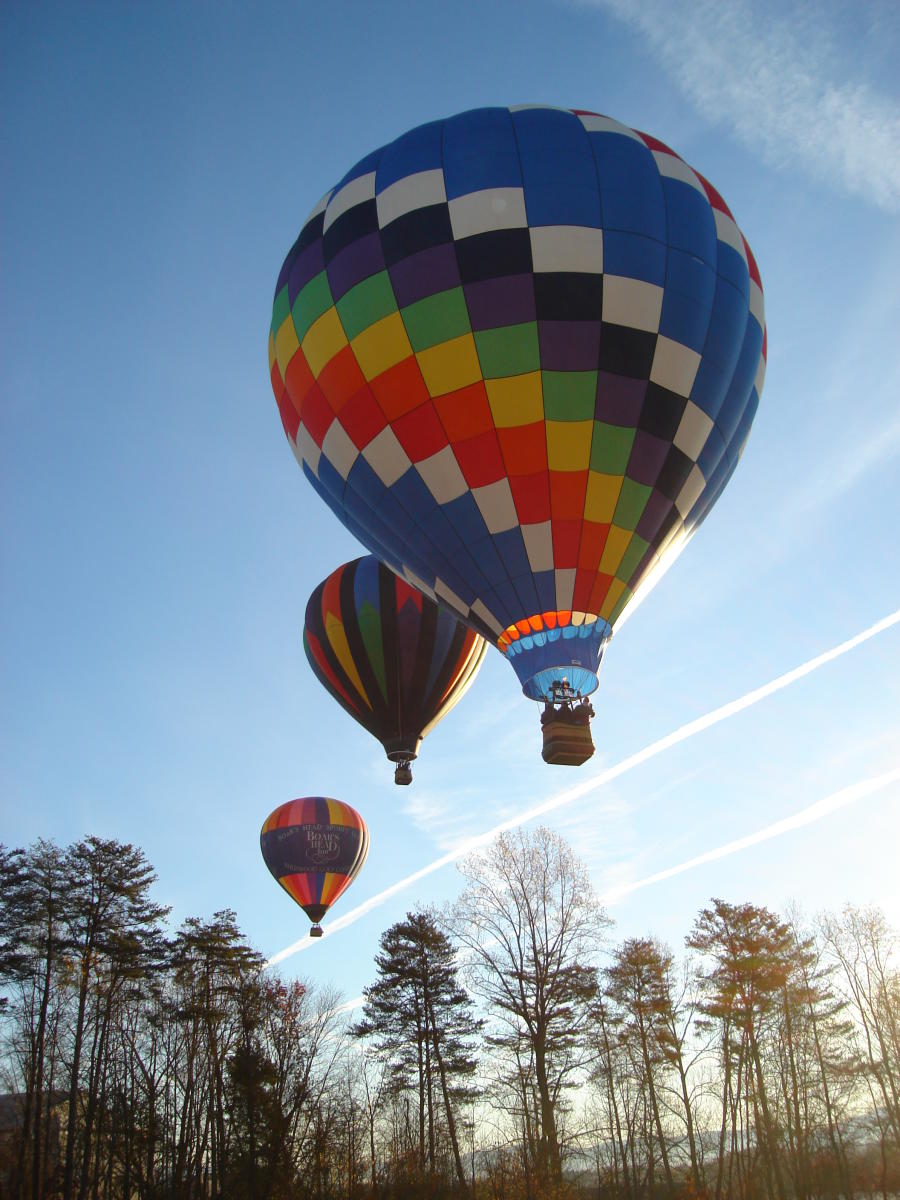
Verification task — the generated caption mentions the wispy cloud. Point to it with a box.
[266,608,900,965]
[788,410,900,517]
[583,0,900,211]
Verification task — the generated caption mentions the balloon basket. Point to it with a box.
[541,716,595,767]
[394,761,413,786]
[309,924,323,938]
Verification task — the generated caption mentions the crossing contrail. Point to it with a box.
[266,607,900,966]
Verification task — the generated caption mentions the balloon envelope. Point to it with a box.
[269,106,766,702]
[260,797,369,933]
[303,555,486,780]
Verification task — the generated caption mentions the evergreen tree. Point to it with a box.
[58,836,169,1200]
[354,910,481,1192]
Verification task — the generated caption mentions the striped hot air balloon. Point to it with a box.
[303,556,486,784]
[260,797,368,937]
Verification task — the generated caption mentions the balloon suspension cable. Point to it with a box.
[394,760,413,787]
[309,924,323,938]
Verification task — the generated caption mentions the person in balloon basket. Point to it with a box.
[541,679,595,726]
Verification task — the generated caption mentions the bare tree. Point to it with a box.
[449,826,609,1188]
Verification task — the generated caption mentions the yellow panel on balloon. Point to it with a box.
[274,316,300,378]
[302,308,348,379]
[598,525,632,574]
[584,471,623,523]
[321,871,345,907]
[325,613,371,708]
[546,420,592,471]
[600,577,628,621]
[326,799,349,826]
[486,371,544,428]
[352,312,413,380]
[416,332,483,396]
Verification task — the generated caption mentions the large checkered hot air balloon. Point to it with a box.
[269,106,766,763]
[303,555,486,784]
[260,797,369,938]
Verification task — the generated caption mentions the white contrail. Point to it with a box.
[600,768,900,905]
[267,608,900,966]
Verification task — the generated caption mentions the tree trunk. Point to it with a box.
[426,994,468,1192]
[63,951,94,1200]
[533,1033,562,1183]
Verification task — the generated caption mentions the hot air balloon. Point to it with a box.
[304,555,486,785]
[269,106,766,764]
[260,797,368,937]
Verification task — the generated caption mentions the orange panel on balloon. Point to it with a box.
[369,355,430,420]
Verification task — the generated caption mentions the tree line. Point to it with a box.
[1,829,898,1200]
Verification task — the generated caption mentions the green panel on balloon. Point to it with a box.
[614,479,652,530]
[591,424,636,474]
[402,288,471,352]
[617,535,650,581]
[542,371,596,421]
[474,322,541,378]
[272,285,291,336]
[292,272,334,342]
[336,272,398,342]
[357,602,388,702]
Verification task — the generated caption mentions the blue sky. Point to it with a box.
[2,0,899,1001]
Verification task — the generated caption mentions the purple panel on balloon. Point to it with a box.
[390,243,461,309]
[465,274,537,330]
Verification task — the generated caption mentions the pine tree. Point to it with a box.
[354,910,481,1192]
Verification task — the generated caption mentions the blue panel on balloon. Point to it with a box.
[716,241,750,298]
[442,108,522,199]
[445,543,490,593]
[514,109,601,227]
[492,578,525,621]
[373,488,417,538]
[346,457,389,510]
[662,179,717,267]
[377,120,444,192]
[690,352,732,420]
[704,277,749,373]
[659,289,711,354]
[696,423,728,478]
[314,456,349,507]
[304,462,342,513]
[390,467,438,515]
[533,569,556,612]
[419,504,466,552]
[511,572,541,616]
[588,133,665,241]
[441,491,490,545]
[468,535,509,584]
[716,334,762,443]
[603,231,666,286]
[666,248,716,306]
[493,527,531,579]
